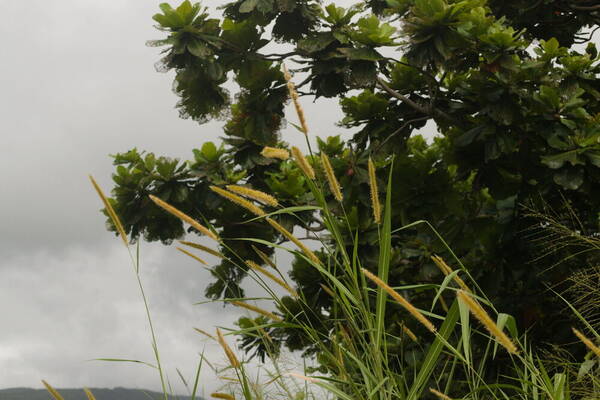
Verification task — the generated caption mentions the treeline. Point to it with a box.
[0,387,195,400]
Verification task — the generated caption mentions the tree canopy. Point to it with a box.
[106,0,600,365]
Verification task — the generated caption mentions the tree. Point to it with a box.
[106,0,600,365]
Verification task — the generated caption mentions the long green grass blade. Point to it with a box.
[407,298,460,400]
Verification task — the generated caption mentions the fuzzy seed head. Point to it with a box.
[362,268,436,333]
[402,324,418,343]
[89,175,129,247]
[429,388,452,400]
[246,260,297,297]
[266,217,320,264]
[252,245,278,270]
[179,240,223,259]
[216,328,241,368]
[211,393,235,400]
[572,327,600,358]
[431,255,471,292]
[282,65,308,135]
[321,153,343,202]
[210,186,266,217]
[176,247,207,265]
[226,185,279,207]
[230,300,282,322]
[291,146,315,179]
[261,146,290,160]
[194,327,216,340]
[42,381,65,400]
[367,158,381,224]
[457,290,518,354]
[149,195,218,241]
[83,388,97,400]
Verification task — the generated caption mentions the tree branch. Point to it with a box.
[376,76,430,115]
[376,76,456,124]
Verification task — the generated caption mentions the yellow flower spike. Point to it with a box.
[572,327,600,358]
[42,380,65,400]
[246,259,298,297]
[216,328,241,368]
[367,158,381,224]
[261,146,290,160]
[149,195,218,241]
[194,327,216,340]
[89,175,128,247]
[321,152,343,202]
[362,268,436,333]
[266,217,320,264]
[431,255,471,292]
[283,64,309,136]
[401,324,418,343]
[291,146,315,179]
[429,388,453,400]
[226,185,279,207]
[176,247,208,265]
[83,388,97,400]
[179,240,224,259]
[210,186,266,217]
[457,290,518,354]
[230,300,282,322]
[211,393,235,400]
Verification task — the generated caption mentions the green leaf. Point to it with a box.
[553,168,584,190]
[541,150,583,169]
[338,47,384,61]
[187,38,211,57]
[297,32,336,53]
[239,0,258,13]
[585,151,600,167]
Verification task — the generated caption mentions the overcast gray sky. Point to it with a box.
[0,0,346,395]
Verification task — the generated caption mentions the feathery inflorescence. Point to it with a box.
[89,175,128,247]
[457,290,518,354]
[253,245,278,270]
[211,393,235,400]
[282,65,309,136]
[179,240,224,259]
[321,152,343,202]
[210,186,266,217]
[83,388,97,400]
[226,185,279,207]
[194,327,216,340]
[261,146,290,160]
[291,146,315,179]
[216,328,241,368]
[361,268,436,333]
[230,300,283,322]
[572,327,600,358]
[367,158,381,224]
[402,324,418,343]
[176,247,207,265]
[431,255,471,292]
[266,217,320,264]
[429,388,452,400]
[246,259,298,297]
[42,381,65,400]
[149,195,218,241]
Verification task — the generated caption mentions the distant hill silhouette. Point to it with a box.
[0,387,196,400]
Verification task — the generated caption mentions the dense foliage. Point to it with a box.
[106,0,600,367]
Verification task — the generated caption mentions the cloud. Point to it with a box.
[0,241,250,393]
[0,0,343,394]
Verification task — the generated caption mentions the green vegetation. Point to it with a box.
[91,0,600,398]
